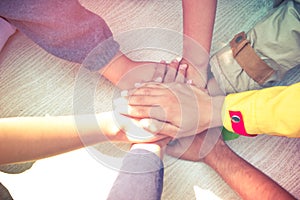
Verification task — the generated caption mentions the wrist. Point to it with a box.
[182,37,209,69]
[202,138,227,166]
[209,96,225,128]
[100,52,135,86]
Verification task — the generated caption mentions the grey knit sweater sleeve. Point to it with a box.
[0,0,119,70]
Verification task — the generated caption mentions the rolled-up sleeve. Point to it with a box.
[222,82,300,137]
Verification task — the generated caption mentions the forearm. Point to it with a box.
[0,113,112,164]
[181,0,217,87]
[204,141,295,200]
[182,0,217,54]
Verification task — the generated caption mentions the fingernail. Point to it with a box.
[121,90,128,97]
[175,57,182,62]
[171,59,178,63]
[154,77,162,82]
[187,79,193,85]
[179,64,187,70]
[134,82,142,88]
[160,60,166,64]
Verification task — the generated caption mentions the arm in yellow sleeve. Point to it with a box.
[222,82,300,137]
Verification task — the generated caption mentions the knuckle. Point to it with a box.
[137,108,146,116]
[130,96,144,104]
[142,88,151,96]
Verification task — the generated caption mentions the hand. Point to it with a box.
[115,58,187,90]
[166,128,223,162]
[180,57,207,88]
[156,59,188,83]
[115,61,167,90]
[97,111,167,143]
[116,82,213,138]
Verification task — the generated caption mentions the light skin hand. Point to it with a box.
[105,111,167,143]
[166,128,296,200]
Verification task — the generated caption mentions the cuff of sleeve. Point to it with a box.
[82,37,120,72]
[120,149,163,174]
[222,93,259,137]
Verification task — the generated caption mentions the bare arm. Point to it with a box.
[101,0,218,89]
[166,129,296,200]
[0,113,113,164]
[182,0,217,54]
[205,140,295,199]
[0,112,164,165]
[181,0,217,88]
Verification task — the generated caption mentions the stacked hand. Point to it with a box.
[117,82,212,138]
[112,58,193,142]
[114,57,214,140]
[112,57,223,163]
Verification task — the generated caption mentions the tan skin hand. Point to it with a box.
[166,128,223,162]
[179,57,208,88]
[120,82,212,138]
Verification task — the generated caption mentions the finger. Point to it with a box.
[116,103,167,121]
[151,62,166,83]
[175,63,188,83]
[127,87,166,97]
[113,111,157,141]
[128,95,164,106]
[163,59,179,83]
[139,118,179,138]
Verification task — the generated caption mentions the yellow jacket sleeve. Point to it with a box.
[222,82,300,137]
